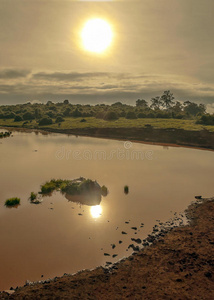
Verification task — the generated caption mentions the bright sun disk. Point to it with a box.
[81,18,113,53]
[90,205,102,218]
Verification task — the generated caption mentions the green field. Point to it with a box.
[0,117,214,132]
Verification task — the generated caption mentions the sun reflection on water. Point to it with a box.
[90,205,102,219]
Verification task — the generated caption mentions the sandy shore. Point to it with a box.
[1,197,213,299]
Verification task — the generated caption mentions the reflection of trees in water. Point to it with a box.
[64,193,101,206]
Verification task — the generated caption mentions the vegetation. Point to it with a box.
[124,185,129,194]
[30,192,37,201]
[0,90,213,132]
[5,197,20,207]
[40,178,105,198]
[0,131,12,138]
[196,114,214,126]
[101,185,108,196]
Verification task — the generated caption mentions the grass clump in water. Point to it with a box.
[30,192,37,201]
[124,185,129,194]
[40,179,70,194]
[101,185,108,196]
[5,197,20,207]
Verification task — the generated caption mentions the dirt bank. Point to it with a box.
[1,197,214,299]
[1,126,214,150]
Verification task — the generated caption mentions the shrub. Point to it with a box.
[80,118,86,122]
[137,112,146,118]
[125,111,137,119]
[72,108,82,117]
[39,117,53,126]
[104,111,119,121]
[55,116,65,123]
[101,185,108,196]
[30,192,37,201]
[5,197,20,207]
[23,112,35,120]
[14,115,23,122]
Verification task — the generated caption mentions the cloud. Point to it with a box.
[31,71,130,82]
[207,103,214,114]
[0,70,213,107]
[0,69,30,79]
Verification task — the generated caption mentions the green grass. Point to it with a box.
[1,117,214,132]
[5,197,20,207]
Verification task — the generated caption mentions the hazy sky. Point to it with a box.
[0,0,214,111]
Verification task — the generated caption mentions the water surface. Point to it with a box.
[0,131,213,290]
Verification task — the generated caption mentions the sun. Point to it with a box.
[81,18,113,53]
[90,205,102,218]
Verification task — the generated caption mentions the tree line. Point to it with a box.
[0,91,212,126]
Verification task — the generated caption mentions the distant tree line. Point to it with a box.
[0,91,212,126]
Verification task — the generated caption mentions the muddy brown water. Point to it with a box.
[0,131,213,290]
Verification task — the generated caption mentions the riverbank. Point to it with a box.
[1,196,214,299]
[1,125,214,150]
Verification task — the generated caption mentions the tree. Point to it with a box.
[23,112,35,120]
[72,108,82,117]
[125,111,137,119]
[172,101,183,113]
[63,99,69,105]
[160,90,174,109]
[39,117,53,126]
[183,101,206,116]
[14,115,23,122]
[150,96,162,110]
[136,99,148,108]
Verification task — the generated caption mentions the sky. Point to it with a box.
[0,0,214,112]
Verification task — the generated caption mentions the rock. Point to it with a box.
[204,272,212,278]
[131,238,141,244]
[112,254,118,258]
[104,253,110,256]
[131,227,137,230]
[122,231,127,235]
[195,195,202,199]
[119,240,123,244]
[111,244,116,249]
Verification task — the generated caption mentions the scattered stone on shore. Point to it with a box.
[111,244,116,249]
[131,227,137,230]
[112,254,118,258]
[121,231,127,235]
[119,240,123,244]
[131,238,142,244]
[104,253,110,256]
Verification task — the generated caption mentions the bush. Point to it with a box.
[14,115,23,122]
[125,111,137,119]
[72,108,82,117]
[39,117,53,126]
[101,185,108,196]
[80,118,86,122]
[137,112,146,118]
[55,116,65,123]
[30,192,37,201]
[5,197,20,207]
[23,112,35,120]
[196,114,214,125]
[104,111,119,120]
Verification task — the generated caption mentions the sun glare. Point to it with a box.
[90,205,102,218]
[81,18,113,53]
